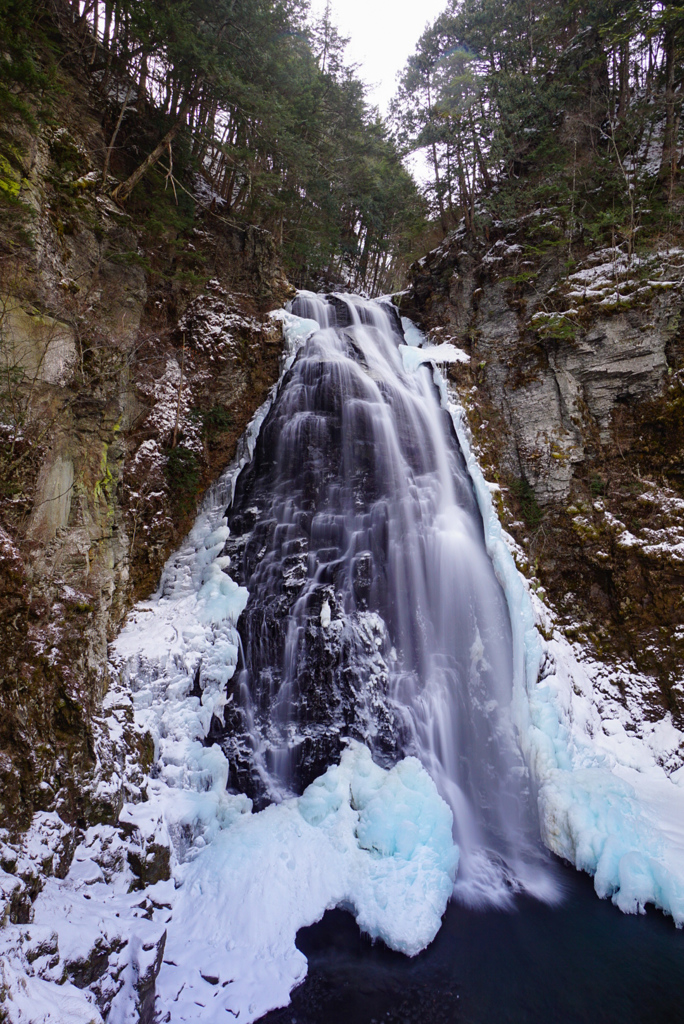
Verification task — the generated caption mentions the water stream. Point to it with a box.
[260,863,684,1024]
[216,291,555,906]
[111,290,684,1023]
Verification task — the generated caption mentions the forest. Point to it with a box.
[394,0,684,255]
[1,0,683,291]
[0,0,426,293]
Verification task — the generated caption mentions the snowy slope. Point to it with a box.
[1,304,683,1024]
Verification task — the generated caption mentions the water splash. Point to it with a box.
[217,290,557,905]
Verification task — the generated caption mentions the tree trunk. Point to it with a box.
[455,139,471,233]
[660,19,677,180]
[137,52,148,113]
[469,110,492,188]
[112,102,189,202]
[77,0,96,35]
[103,1,112,48]
[90,0,98,63]
[171,336,186,450]
[617,40,629,120]
[103,82,133,183]
[426,74,448,235]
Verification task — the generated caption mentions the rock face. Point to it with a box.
[405,228,684,713]
[0,63,292,833]
[220,307,406,802]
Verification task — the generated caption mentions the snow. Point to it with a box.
[179,281,269,360]
[555,246,684,309]
[138,357,203,454]
[0,812,168,1024]
[400,316,425,347]
[0,966,104,1024]
[399,342,470,373]
[192,173,227,209]
[0,308,324,1024]
[481,239,524,266]
[593,492,684,563]
[156,743,457,1022]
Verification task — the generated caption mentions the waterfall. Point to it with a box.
[214,290,552,904]
[106,291,683,1024]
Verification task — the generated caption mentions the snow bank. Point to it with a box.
[409,340,684,927]
[0,966,104,1024]
[399,342,470,372]
[157,743,457,1022]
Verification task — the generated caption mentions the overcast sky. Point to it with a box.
[309,0,448,114]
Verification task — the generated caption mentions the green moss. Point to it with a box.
[93,444,116,504]
[192,404,233,438]
[529,310,578,342]
[501,269,538,287]
[106,250,150,270]
[571,514,600,541]
[510,476,544,528]
[48,131,85,176]
[70,602,93,615]
[0,154,23,197]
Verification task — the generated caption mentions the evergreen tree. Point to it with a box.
[393,0,684,243]
[29,0,427,292]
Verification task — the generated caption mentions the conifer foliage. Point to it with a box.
[0,0,426,292]
[393,0,684,242]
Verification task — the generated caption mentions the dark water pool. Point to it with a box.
[259,860,684,1024]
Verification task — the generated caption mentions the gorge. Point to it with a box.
[1,1,684,1022]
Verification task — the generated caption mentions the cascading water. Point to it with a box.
[9,294,681,1024]
[102,289,683,1024]
[215,290,553,903]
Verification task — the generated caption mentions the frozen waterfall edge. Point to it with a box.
[430,361,684,928]
[107,304,461,1023]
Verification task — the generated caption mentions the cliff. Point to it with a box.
[402,221,684,724]
[0,51,292,833]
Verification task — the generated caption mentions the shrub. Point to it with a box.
[165,445,200,512]
[510,476,544,528]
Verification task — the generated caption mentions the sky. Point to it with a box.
[308,0,448,114]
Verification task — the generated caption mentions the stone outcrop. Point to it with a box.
[404,227,684,713]
[0,61,292,835]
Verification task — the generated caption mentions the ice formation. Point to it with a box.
[157,744,457,1021]
[110,304,460,1021]
[399,341,470,373]
[428,354,684,928]
[1,297,683,1024]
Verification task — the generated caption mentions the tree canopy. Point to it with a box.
[392,0,684,246]
[0,0,428,293]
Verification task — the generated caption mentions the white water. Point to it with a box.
[103,293,684,1021]
[240,290,553,906]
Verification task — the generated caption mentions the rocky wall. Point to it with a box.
[403,225,684,718]
[0,66,292,834]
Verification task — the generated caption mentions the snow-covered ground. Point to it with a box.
[554,244,684,309]
[1,305,683,1024]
